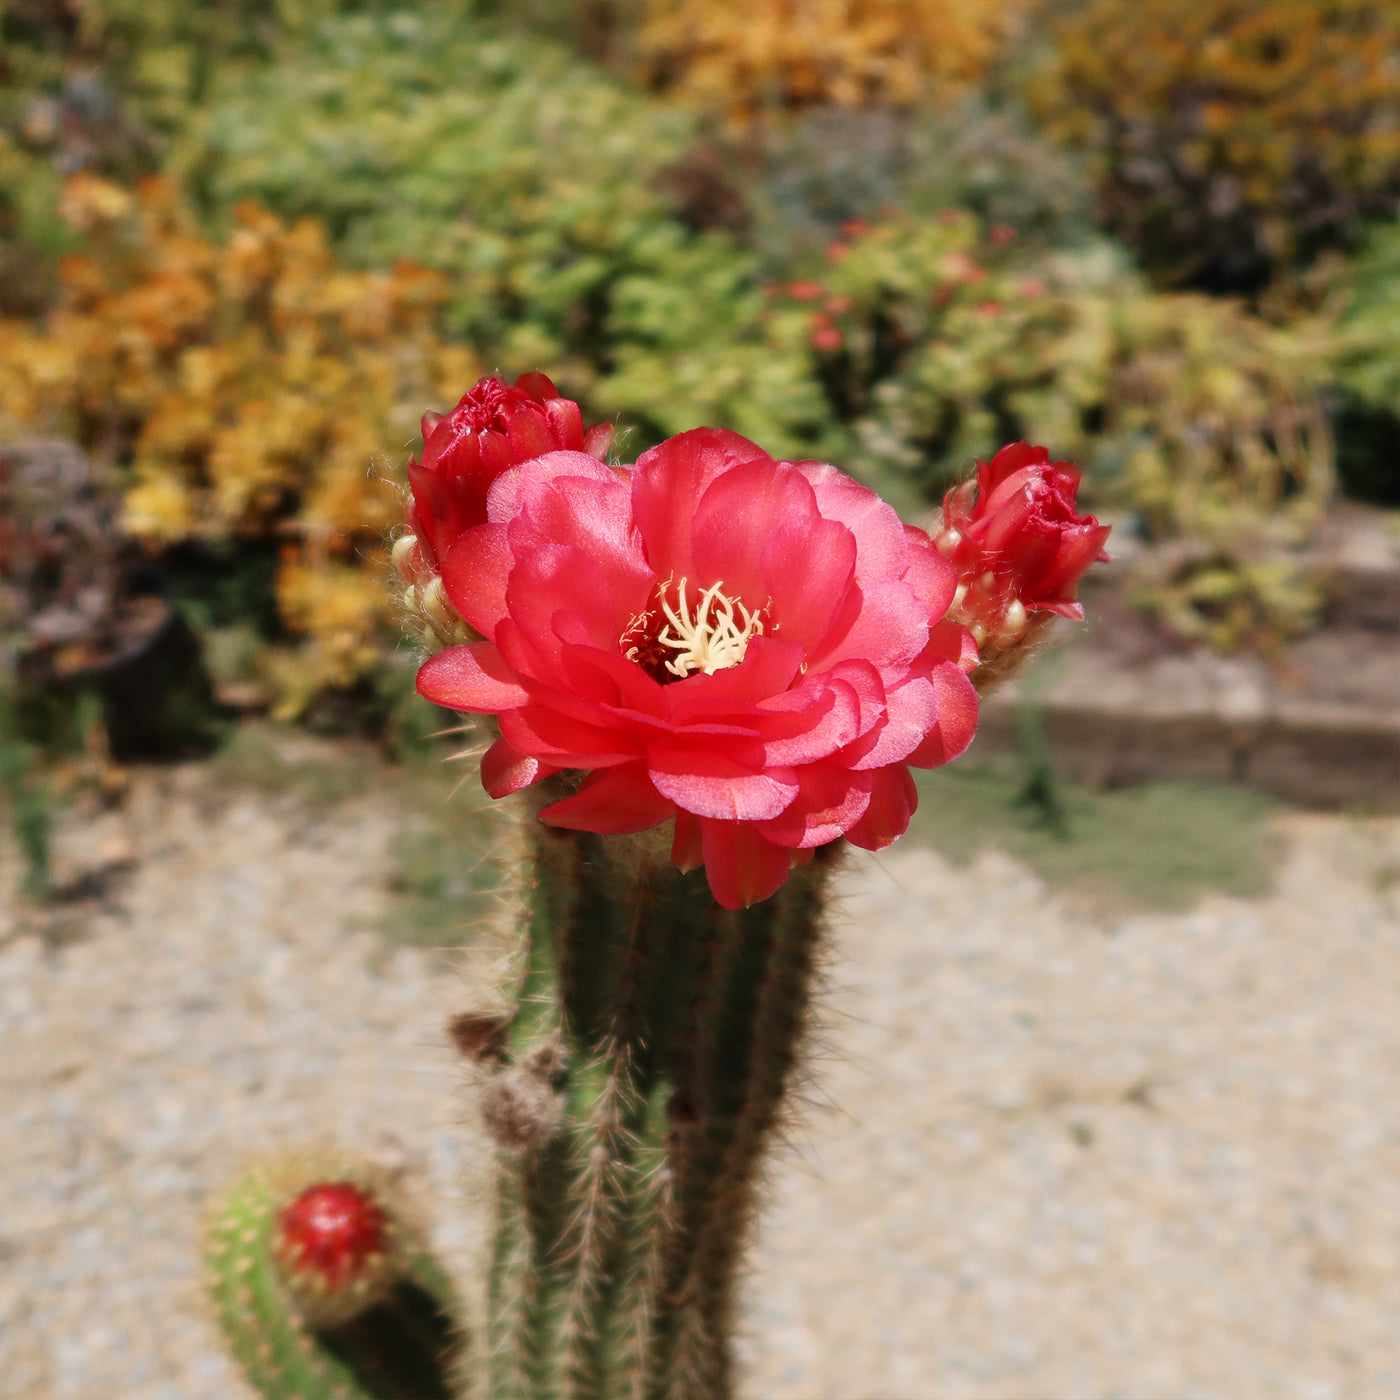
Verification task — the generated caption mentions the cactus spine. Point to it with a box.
[471,779,834,1400]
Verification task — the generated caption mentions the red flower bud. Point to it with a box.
[273,1180,394,1327]
[405,374,613,571]
[936,443,1111,653]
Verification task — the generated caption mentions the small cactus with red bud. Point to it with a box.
[204,1149,465,1400]
[273,1181,395,1329]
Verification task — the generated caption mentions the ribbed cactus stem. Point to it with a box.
[478,779,834,1399]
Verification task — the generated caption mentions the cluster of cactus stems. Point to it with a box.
[205,777,834,1400]
[477,779,832,1399]
[203,383,1105,1396]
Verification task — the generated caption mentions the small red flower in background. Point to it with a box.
[808,316,845,352]
[416,429,979,909]
[935,443,1111,655]
[404,373,614,574]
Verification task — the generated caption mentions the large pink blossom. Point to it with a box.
[416,428,978,909]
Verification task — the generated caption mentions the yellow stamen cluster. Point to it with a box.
[652,578,764,678]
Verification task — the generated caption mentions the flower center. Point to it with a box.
[623,578,764,680]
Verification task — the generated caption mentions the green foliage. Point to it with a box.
[0,689,53,901]
[909,754,1279,913]
[754,98,1099,260]
[785,210,1335,647]
[172,7,834,457]
[1306,214,1400,505]
[1337,217,1400,406]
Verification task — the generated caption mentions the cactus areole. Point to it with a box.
[387,381,1107,1398]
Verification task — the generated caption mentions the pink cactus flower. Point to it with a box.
[416,428,979,909]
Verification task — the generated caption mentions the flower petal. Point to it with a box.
[648,750,798,821]
[557,643,669,719]
[927,617,980,672]
[902,525,958,620]
[441,522,513,635]
[486,450,622,525]
[669,636,805,705]
[699,819,791,909]
[760,514,857,652]
[756,765,873,848]
[692,457,819,604]
[842,669,939,770]
[511,471,652,602]
[416,642,529,713]
[672,810,704,872]
[905,662,979,767]
[844,764,918,850]
[805,578,929,672]
[499,704,643,768]
[790,460,910,583]
[538,764,676,834]
[481,736,549,798]
[504,544,630,671]
[632,427,772,581]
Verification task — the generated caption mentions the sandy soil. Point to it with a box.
[2,755,1398,1400]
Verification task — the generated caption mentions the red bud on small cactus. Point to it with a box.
[273,1180,396,1328]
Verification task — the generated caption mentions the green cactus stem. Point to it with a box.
[471,778,836,1400]
[204,1152,465,1400]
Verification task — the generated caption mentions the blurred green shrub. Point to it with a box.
[785,210,1335,649]
[170,8,836,459]
[1333,216,1400,413]
[0,1,1349,664]
[1327,214,1400,504]
[1033,0,1400,292]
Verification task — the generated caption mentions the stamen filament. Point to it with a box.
[654,578,763,677]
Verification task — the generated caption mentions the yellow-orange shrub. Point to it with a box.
[0,174,481,713]
[638,0,1017,123]
[1036,0,1400,286]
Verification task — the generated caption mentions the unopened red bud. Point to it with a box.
[273,1181,395,1327]
[936,442,1110,685]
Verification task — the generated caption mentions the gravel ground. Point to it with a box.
[2,754,1399,1400]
